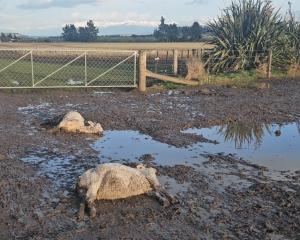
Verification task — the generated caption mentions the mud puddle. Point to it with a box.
[92,122,300,172]
[20,122,300,197]
[91,130,207,166]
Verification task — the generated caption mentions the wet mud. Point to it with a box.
[0,79,300,239]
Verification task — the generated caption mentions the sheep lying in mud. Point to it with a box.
[57,111,103,135]
[76,163,176,218]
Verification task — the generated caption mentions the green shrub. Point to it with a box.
[206,0,282,73]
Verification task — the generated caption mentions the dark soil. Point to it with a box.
[0,79,300,240]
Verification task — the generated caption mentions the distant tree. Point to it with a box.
[62,20,99,42]
[154,17,179,42]
[180,26,191,41]
[153,29,161,41]
[0,33,7,42]
[62,24,78,41]
[190,22,202,41]
[154,17,169,41]
[154,17,205,42]
[78,27,88,42]
[167,23,179,42]
[85,20,99,42]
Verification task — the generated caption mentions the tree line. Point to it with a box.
[154,17,209,42]
[62,20,99,42]
[0,33,19,42]
[62,18,208,42]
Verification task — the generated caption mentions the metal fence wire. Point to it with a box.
[145,49,277,85]
[147,49,197,77]
[0,49,138,88]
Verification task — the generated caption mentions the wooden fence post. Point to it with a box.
[267,50,273,79]
[173,49,178,76]
[192,49,196,57]
[139,51,147,92]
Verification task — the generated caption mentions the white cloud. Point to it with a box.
[74,20,158,28]
[186,0,207,5]
[18,0,99,9]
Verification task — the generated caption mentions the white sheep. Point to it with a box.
[57,111,103,135]
[76,163,175,218]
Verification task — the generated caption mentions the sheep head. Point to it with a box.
[77,168,99,190]
[136,164,160,189]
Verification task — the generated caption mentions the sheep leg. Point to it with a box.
[155,191,171,207]
[86,188,99,218]
[86,200,97,218]
[75,182,88,220]
[48,126,60,134]
[78,203,86,221]
[154,186,179,206]
[146,191,170,207]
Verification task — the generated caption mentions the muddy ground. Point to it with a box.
[0,79,300,240]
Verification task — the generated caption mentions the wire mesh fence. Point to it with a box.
[145,49,285,85]
[146,49,203,77]
[0,49,138,88]
[0,47,294,90]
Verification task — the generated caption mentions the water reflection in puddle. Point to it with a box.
[92,122,300,171]
[184,122,300,171]
[91,130,207,167]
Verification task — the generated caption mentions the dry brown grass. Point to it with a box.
[0,42,212,51]
[185,57,207,83]
[287,63,300,78]
[256,63,268,77]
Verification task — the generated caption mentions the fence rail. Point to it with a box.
[138,49,277,91]
[0,49,138,88]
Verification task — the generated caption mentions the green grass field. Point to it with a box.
[0,56,136,88]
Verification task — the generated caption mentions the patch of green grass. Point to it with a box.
[163,82,186,90]
[204,69,287,88]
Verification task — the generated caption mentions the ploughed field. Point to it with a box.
[0,79,300,239]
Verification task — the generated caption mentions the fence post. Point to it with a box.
[139,51,147,92]
[173,49,178,76]
[134,52,137,86]
[192,49,196,57]
[84,51,87,86]
[31,50,34,87]
[267,50,273,79]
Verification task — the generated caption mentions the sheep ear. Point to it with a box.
[136,164,145,170]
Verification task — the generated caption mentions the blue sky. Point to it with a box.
[0,0,299,36]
